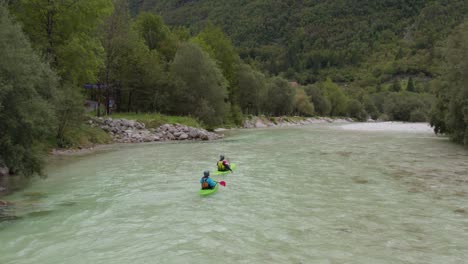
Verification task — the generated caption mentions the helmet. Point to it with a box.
[203,170,210,177]
[220,155,225,160]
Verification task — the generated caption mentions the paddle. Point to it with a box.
[215,181,226,187]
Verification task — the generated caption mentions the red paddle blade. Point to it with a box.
[219,181,226,187]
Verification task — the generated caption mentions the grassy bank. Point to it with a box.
[57,124,112,149]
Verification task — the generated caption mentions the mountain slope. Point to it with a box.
[130,0,466,84]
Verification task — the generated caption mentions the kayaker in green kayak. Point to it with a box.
[217,155,233,173]
[200,170,217,190]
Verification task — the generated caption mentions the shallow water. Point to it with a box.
[1,124,468,264]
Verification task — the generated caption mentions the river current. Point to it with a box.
[1,123,467,264]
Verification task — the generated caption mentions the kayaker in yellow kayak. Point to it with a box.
[217,155,233,173]
[200,171,217,190]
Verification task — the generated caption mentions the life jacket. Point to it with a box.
[201,178,210,189]
[217,161,225,171]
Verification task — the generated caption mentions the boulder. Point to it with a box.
[0,166,8,176]
[168,126,177,134]
[179,133,189,140]
[160,124,171,131]
[166,133,176,140]
[189,129,199,139]
[255,119,267,128]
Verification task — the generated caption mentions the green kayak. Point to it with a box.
[199,183,219,196]
[212,163,236,176]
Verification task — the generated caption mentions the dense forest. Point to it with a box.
[0,0,467,177]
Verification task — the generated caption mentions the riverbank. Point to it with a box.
[51,115,353,155]
[339,122,434,133]
[242,116,354,128]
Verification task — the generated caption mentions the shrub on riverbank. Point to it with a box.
[57,125,112,148]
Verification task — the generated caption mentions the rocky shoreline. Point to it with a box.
[89,117,223,143]
[242,116,353,128]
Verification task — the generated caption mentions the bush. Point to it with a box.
[229,104,244,126]
[264,77,295,115]
[383,92,425,121]
[304,84,331,116]
[378,113,391,121]
[170,42,228,126]
[409,109,428,122]
[346,99,368,121]
[294,88,315,116]
[59,124,112,148]
[363,97,380,120]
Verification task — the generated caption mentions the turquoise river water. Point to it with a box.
[1,123,467,264]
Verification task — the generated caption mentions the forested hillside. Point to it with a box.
[130,0,466,81]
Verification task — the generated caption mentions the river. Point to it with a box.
[1,123,467,264]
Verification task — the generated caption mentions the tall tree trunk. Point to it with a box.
[45,0,56,64]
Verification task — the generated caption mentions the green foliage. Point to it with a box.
[11,0,113,85]
[294,88,315,116]
[192,23,240,104]
[430,22,468,145]
[170,42,228,126]
[322,79,348,116]
[347,99,367,121]
[56,84,85,147]
[409,108,428,122]
[390,79,402,92]
[304,84,331,116]
[106,22,172,114]
[384,92,431,122]
[227,104,244,126]
[134,12,176,60]
[407,77,416,92]
[264,77,295,116]
[59,124,112,148]
[363,97,380,120]
[0,5,58,176]
[131,0,467,84]
[236,64,267,115]
[193,23,239,76]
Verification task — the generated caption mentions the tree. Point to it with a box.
[407,77,416,92]
[0,5,58,176]
[431,22,468,145]
[384,92,427,121]
[55,84,85,147]
[363,96,380,120]
[304,84,331,116]
[113,36,168,113]
[322,78,348,116]
[390,79,402,92]
[99,0,132,115]
[11,0,113,85]
[134,12,176,61]
[170,42,228,126]
[346,99,367,121]
[294,88,315,116]
[236,64,267,115]
[193,23,241,104]
[264,77,295,116]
